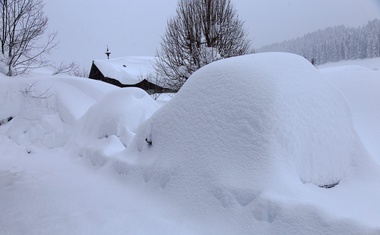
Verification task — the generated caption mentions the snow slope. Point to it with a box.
[0,54,380,234]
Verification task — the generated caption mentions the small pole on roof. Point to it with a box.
[105,46,111,59]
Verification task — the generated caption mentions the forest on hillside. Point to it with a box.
[259,19,380,65]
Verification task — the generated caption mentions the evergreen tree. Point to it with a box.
[259,19,380,65]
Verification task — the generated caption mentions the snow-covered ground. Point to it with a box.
[319,57,380,70]
[0,53,379,234]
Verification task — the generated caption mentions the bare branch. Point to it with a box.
[20,81,53,99]
[0,0,58,76]
[52,61,79,75]
[155,0,252,91]
[72,66,89,78]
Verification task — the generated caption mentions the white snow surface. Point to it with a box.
[93,56,156,85]
[320,65,380,164]
[319,57,380,70]
[0,53,380,234]
[68,87,159,166]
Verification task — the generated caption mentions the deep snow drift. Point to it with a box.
[69,88,159,166]
[0,76,117,149]
[1,53,380,234]
[130,53,356,186]
[116,53,380,234]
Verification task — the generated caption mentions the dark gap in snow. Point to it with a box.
[318,181,340,189]
[145,138,152,146]
[0,116,13,126]
[99,135,108,139]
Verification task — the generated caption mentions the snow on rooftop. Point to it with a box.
[94,56,157,85]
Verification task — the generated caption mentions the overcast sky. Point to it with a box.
[44,0,379,68]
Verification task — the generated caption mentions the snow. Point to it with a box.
[0,147,196,235]
[319,57,380,70]
[1,53,380,234]
[120,53,380,234]
[93,56,157,85]
[320,64,380,164]
[68,87,159,166]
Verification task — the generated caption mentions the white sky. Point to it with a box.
[43,0,379,68]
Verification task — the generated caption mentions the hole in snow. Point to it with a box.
[318,180,340,189]
[145,138,152,146]
[0,116,13,126]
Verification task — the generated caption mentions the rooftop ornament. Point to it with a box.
[105,46,111,59]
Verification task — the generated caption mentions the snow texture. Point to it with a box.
[120,53,380,234]
[0,76,118,148]
[69,87,159,166]
[321,65,380,163]
[0,53,380,234]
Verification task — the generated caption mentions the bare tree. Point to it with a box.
[155,0,252,91]
[73,66,89,78]
[52,62,79,75]
[0,0,58,76]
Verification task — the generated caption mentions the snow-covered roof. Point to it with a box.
[94,56,157,85]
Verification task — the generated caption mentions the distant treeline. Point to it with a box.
[258,19,380,65]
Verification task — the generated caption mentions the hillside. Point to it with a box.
[259,19,380,65]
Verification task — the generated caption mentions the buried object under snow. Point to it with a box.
[130,52,364,187]
[122,52,378,233]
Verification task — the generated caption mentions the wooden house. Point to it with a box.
[88,56,169,94]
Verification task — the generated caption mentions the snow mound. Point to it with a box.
[117,53,377,233]
[69,88,159,166]
[0,76,117,149]
[131,52,358,187]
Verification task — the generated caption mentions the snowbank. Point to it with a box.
[68,87,159,166]
[0,76,118,149]
[130,52,359,186]
[118,52,379,234]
